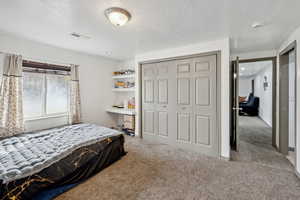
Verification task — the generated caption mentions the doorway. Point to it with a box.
[231,57,277,149]
[230,57,294,170]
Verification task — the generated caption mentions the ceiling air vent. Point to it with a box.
[70,32,91,39]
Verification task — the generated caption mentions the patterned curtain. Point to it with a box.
[69,64,82,124]
[0,54,24,138]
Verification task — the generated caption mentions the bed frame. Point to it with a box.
[0,134,125,200]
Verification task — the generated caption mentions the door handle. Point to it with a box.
[232,107,242,110]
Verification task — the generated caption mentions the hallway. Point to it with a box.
[231,116,294,172]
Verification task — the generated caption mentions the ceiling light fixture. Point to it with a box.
[105,7,131,26]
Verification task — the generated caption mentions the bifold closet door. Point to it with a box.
[142,54,219,157]
[192,55,218,156]
[142,63,157,137]
[142,61,172,143]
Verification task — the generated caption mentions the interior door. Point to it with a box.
[231,57,240,151]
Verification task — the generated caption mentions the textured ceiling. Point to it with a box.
[0,0,300,60]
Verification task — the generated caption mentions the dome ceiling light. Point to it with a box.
[104,7,131,26]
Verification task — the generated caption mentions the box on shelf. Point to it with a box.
[114,80,135,88]
[124,115,135,130]
[128,97,135,109]
[113,69,135,76]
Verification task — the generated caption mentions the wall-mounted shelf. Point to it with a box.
[112,88,135,92]
[106,108,135,116]
[111,68,136,135]
[112,74,135,79]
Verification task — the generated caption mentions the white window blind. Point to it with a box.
[46,74,69,114]
[23,72,69,120]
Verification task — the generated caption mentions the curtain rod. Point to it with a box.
[23,67,70,76]
[23,60,71,72]
[0,51,78,67]
[24,56,74,67]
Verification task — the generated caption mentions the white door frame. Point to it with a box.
[279,41,297,167]
[231,57,277,150]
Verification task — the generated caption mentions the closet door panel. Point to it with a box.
[195,61,210,72]
[144,110,155,134]
[144,80,154,103]
[177,78,190,105]
[177,63,190,73]
[158,79,168,104]
[177,113,190,142]
[192,55,218,156]
[174,59,194,144]
[156,61,172,139]
[142,63,157,136]
[195,115,210,145]
[158,111,168,137]
[195,77,210,106]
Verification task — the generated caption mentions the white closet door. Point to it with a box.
[142,61,172,143]
[174,59,194,144]
[142,63,156,136]
[142,54,219,157]
[156,61,171,139]
[192,55,218,156]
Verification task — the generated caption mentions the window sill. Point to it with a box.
[25,114,69,122]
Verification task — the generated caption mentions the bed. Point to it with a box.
[0,124,125,200]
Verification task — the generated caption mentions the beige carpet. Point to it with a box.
[231,116,294,171]
[55,119,300,200]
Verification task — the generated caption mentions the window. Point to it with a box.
[23,72,44,118]
[46,74,69,114]
[23,72,69,119]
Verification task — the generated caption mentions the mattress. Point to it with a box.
[0,124,125,200]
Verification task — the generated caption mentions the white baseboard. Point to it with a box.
[220,156,230,161]
[258,115,272,128]
[295,170,300,179]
